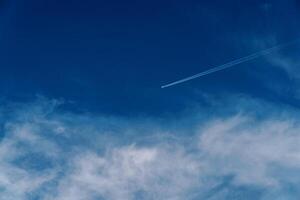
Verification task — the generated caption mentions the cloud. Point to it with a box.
[239,36,300,100]
[1,97,300,199]
[199,116,300,186]
[53,145,202,200]
[264,45,300,99]
[267,51,300,79]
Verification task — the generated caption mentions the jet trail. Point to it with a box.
[161,40,299,89]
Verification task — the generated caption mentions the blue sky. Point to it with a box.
[0,0,300,199]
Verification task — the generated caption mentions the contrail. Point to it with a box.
[161,40,299,89]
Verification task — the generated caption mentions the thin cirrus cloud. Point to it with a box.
[1,97,300,199]
[252,37,300,79]
[267,52,300,79]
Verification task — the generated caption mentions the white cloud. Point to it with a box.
[199,116,300,187]
[1,98,300,199]
[0,122,58,200]
[53,145,201,200]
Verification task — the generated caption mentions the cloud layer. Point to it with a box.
[1,97,300,200]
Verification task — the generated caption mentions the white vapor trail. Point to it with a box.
[161,40,299,88]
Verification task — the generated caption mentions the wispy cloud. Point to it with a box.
[267,51,300,79]
[1,97,300,199]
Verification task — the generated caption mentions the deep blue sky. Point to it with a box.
[1,1,300,200]
[0,0,299,116]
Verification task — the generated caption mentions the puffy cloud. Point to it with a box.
[53,146,201,200]
[199,116,300,187]
[1,97,300,199]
